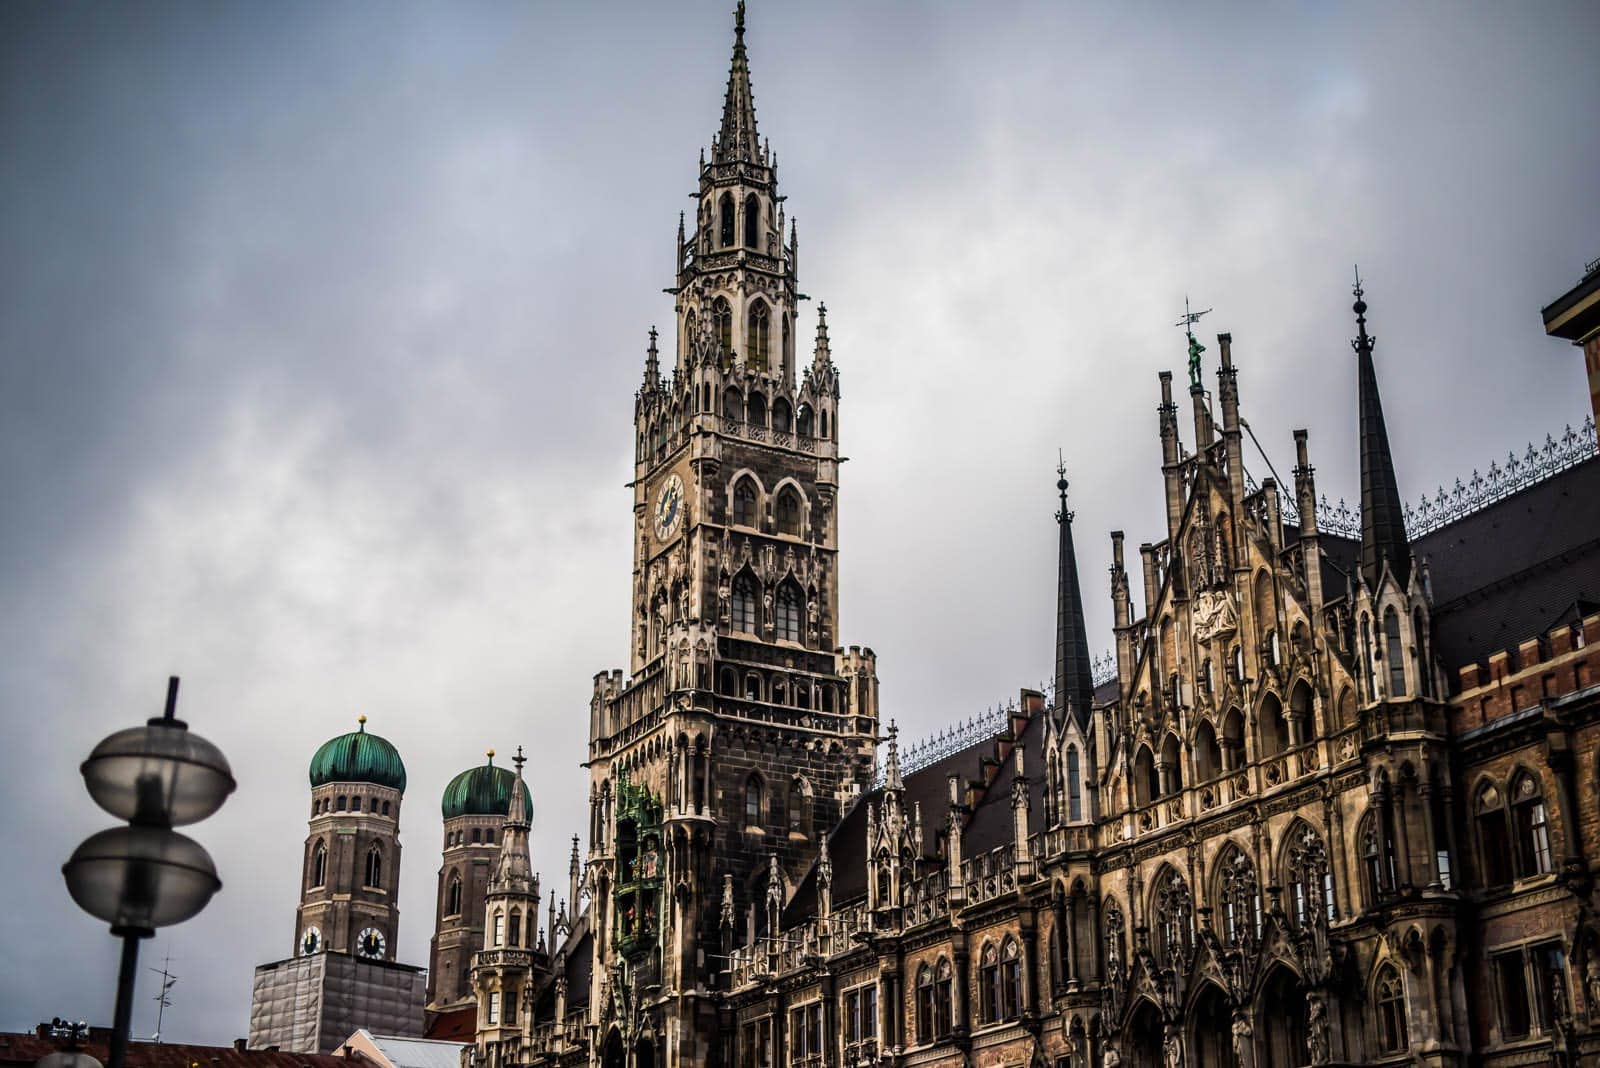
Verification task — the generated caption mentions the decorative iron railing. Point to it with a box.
[1092,651,1118,688]
[872,704,1010,787]
[1264,416,1596,541]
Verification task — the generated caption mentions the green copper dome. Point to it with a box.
[309,716,407,793]
[441,751,533,822]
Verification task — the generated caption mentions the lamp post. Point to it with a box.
[62,677,234,1068]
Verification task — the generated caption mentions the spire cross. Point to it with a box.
[1055,451,1073,523]
[513,746,526,775]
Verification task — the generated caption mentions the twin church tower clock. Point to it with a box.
[583,6,880,1059]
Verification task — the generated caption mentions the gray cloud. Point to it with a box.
[3,0,1597,1044]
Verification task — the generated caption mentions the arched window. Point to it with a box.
[364,844,383,888]
[1066,746,1082,821]
[1195,719,1221,782]
[1259,693,1289,758]
[719,194,735,247]
[1133,745,1158,806]
[1413,608,1431,697]
[999,939,1022,1020]
[978,943,1001,1023]
[1160,733,1183,792]
[748,301,771,372]
[471,827,482,844]
[916,965,935,1042]
[337,795,347,811]
[743,193,759,248]
[1215,847,1261,947]
[381,800,390,816]
[731,571,758,632]
[732,478,759,526]
[746,391,767,426]
[446,871,462,915]
[772,398,792,433]
[508,908,522,947]
[503,984,517,1026]
[712,297,733,356]
[1384,608,1406,696]
[1510,773,1553,877]
[1360,811,1388,904]
[788,779,807,835]
[1152,868,1192,966]
[487,991,500,1026]
[775,489,801,535]
[1284,823,1332,927]
[744,774,763,827]
[311,841,327,887]
[493,910,505,947]
[776,581,803,642]
[935,959,953,1037]
[1375,966,1408,1052]
[796,404,814,438]
[1475,783,1512,887]
[1360,615,1375,698]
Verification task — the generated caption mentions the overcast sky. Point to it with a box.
[3,0,1598,1045]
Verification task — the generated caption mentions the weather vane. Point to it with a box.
[1175,296,1212,389]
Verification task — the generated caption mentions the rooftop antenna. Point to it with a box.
[148,950,176,1043]
[1174,296,1212,390]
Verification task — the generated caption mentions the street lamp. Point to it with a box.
[62,677,234,1068]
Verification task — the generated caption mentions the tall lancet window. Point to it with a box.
[1067,747,1082,821]
[311,841,327,887]
[731,571,758,633]
[364,844,383,888]
[744,193,759,248]
[1384,608,1406,696]
[719,193,735,247]
[713,297,733,357]
[776,580,803,642]
[748,300,771,372]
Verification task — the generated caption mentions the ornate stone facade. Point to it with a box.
[461,7,1600,1068]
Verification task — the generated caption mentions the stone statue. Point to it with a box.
[1101,1048,1120,1068]
[1231,1012,1252,1067]
[1585,949,1600,1020]
[1306,994,1329,1064]
[1162,1028,1182,1068]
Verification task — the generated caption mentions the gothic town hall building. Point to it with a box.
[265,7,1600,1068]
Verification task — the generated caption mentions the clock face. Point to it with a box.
[654,473,684,541]
[300,926,322,956]
[357,927,386,959]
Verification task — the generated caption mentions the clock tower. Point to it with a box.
[584,5,879,1064]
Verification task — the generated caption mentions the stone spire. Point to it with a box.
[883,719,902,792]
[812,302,832,370]
[1352,271,1412,591]
[490,747,533,893]
[713,2,761,165]
[1054,459,1095,729]
[643,326,660,390]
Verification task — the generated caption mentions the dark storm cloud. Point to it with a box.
[3,0,1597,1043]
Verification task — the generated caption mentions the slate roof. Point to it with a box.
[348,1033,463,1068]
[783,711,1052,926]
[1412,455,1600,671]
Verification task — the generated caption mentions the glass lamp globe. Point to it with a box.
[80,722,235,828]
[62,825,221,932]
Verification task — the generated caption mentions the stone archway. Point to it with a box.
[602,1029,625,1068]
[1257,965,1309,1067]
[1188,982,1232,1066]
[1126,1000,1164,1068]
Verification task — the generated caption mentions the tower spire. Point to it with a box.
[714,2,761,165]
[491,746,533,889]
[884,719,902,791]
[1352,269,1412,591]
[1054,458,1095,728]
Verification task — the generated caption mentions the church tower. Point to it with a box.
[297,715,406,960]
[430,749,534,1011]
[249,717,425,1053]
[584,5,878,1065]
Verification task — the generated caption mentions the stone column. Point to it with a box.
[1419,780,1442,890]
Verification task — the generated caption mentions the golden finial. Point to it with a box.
[487,748,496,763]
[357,714,367,730]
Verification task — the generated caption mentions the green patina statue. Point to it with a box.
[1187,330,1206,389]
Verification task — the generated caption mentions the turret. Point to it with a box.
[1158,371,1183,540]
[1353,274,1412,593]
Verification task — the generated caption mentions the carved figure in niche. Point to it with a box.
[679,584,692,624]
[1231,1012,1252,1067]
[1162,1028,1182,1068]
[1101,1049,1120,1068]
[1306,994,1329,1065]
[1194,590,1239,643]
